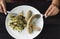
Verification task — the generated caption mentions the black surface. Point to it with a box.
[0,1,60,39]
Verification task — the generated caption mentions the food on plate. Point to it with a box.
[9,11,27,32]
[19,11,23,16]
[32,25,41,31]
[25,10,32,21]
[9,14,16,18]
[27,14,40,34]
[9,10,41,34]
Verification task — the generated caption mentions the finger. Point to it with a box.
[54,9,59,15]
[0,6,2,10]
[51,8,59,16]
[47,7,56,17]
[1,1,6,13]
[44,5,52,17]
[50,9,57,16]
[0,5,3,13]
[50,7,59,16]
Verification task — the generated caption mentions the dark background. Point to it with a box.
[0,1,60,39]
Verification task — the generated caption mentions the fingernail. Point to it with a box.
[45,16,48,18]
[4,12,7,15]
[44,14,48,18]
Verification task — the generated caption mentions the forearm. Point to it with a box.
[52,0,60,7]
[5,0,12,2]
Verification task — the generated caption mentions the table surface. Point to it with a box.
[0,1,60,39]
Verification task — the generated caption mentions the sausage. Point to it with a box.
[25,10,32,21]
[32,25,41,31]
[27,14,40,34]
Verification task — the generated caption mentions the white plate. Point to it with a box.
[5,5,44,39]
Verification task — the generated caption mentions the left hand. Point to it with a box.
[0,0,6,13]
[44,3,59,18]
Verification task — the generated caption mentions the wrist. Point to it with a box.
[52,0,59,7]
[52,3,59,8]
[52,3,60,10]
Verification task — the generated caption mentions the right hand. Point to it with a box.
[44,3,59,18]
[0,0,6,13]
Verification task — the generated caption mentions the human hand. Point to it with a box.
[0,0,6,13]
[44,3,59,18]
